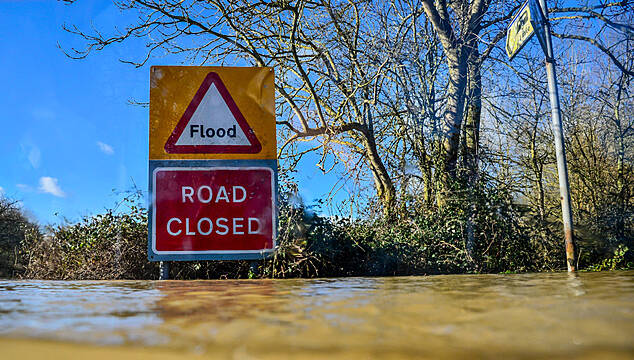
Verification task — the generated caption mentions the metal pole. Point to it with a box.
[538,0,576,272]
[159,261,170,280]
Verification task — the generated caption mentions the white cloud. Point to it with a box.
[38,177,66,198]
[97,141,114,155]
[16,184,33,192]
[0,186,4,195]
[28,146,41,169]
[20,139,40,169]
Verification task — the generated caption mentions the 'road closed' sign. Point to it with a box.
[150,167,275,256]
[148,66,277,263]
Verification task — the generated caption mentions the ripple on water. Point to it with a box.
[0,271,632,359]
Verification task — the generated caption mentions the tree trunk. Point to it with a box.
[615,102,626,241]
[462,54,482,260]
[463,53,482,179]
[438,51,469,204]
[362,132,396,214]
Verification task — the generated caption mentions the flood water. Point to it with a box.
[0,271,633,359]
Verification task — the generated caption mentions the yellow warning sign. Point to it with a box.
[150,66,276,160]
[506,1,535,60]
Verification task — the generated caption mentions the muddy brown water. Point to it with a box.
[0,271,633,359]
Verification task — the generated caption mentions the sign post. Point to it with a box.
[148,67,277,278]
[507,0,577,271]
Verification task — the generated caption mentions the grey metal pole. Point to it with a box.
[159,261,170,280]
[538,0,576,272]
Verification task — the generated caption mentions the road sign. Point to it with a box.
[528,0,548,55]
[164,72,262,154]
[148,161,277,261]
[148,66,278,265]
[506,1,535,59]
[150,66,276,160]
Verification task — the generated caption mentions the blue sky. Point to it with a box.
[0,0,347,225]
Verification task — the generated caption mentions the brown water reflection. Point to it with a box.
[1,271,633,359]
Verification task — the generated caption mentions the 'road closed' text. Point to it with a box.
[152,167,274,253]
[166,217,261,236]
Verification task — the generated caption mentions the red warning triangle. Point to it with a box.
[164,72,262,154]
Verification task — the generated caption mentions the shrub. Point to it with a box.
[0,195,41,278]
[21,196,156,280]
[15,182,632,280]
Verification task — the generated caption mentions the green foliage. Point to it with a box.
[587,244,632,271]
[260,188,366,278]
[21,194,157,280]
[8,176,632,280]
[260,177,558,277]
[0,195,40,278]
[344,180,545,275]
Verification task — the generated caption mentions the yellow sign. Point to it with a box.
[506,1,535,59]
[150,66,276,160]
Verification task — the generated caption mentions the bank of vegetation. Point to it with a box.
[2,0,633,279]
[1,175,632,280]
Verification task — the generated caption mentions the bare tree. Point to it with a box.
[61,0,634,214]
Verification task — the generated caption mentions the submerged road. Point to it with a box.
[1,271,633,359]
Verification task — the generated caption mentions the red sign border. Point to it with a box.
[151,166,276,255]
[164,72,263,154]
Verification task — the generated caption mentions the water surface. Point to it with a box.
[1,271,633,359]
